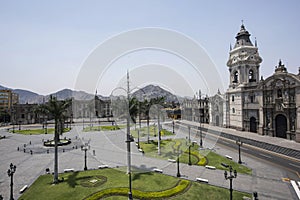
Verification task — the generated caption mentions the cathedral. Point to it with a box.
[210,23,300,142]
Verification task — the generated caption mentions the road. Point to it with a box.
[167,123,300,181]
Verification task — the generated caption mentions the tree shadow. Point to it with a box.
[67,171,79,188]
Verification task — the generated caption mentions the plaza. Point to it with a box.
[0,120,298,199]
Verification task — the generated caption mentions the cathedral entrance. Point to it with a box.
[216,115,219,126]
[275,114,287,138]
[249,117,257,133]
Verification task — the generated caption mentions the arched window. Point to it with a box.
[277,89,282,98]
[249,69,255,82]
[233,71,238,83]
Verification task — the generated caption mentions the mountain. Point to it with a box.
[0,84,181,104]
[13,89,44,104]
[46,89,95,101]
[132,85,180,103]
[0,85,43,104]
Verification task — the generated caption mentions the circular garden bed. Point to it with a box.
[43,138,71,147]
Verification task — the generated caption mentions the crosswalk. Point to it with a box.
[290,180,300,200]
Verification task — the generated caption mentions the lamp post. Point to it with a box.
[125,72,133,200]
[98,118,101,131]
[224,166,237,200]
[18,120,21,130]
[12,123,15,133]
[198,92,203,148]
[236,140,243,164]
[70,114,73,130]
[137,130,140,149]
[199,113,203,148]
[176,148,181,177]
[7,163,16,200]
[188,126,192,165]
[172,119,175,134]
[157,106,161,155]
[81,144,88,170]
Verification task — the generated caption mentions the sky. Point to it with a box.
[0,0,300,97]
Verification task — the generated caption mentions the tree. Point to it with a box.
[129,97,138,124]
[38,96,71,184]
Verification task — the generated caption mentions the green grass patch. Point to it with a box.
[202,149,252,175]
[83,125,125,132]
[139,139,252,175]
[19,168,251,200]
[139,139,206,165]
[172,181,251,200]
[131,125,174,138]
[12,128,70,135]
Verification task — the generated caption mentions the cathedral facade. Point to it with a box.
[224,24,300,142]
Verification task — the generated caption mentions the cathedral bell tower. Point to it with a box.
[226,23,262,131]
[227,23,262,88]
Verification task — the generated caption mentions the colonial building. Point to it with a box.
[223,23,300,142]
[72,96,112,120]
[12,103,38,125]
[209,90,227,127]
[258,61,300,141]
[181,94,209,124]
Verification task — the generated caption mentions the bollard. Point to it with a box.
[30,150,33,155]
[47,149,49,154]
[29,141,31,145]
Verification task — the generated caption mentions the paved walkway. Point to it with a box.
[0,123,298,200]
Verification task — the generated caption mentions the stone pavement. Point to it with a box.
[0,123,297,200]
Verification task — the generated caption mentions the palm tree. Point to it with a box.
[129,97,138,124]
[38,96,71,184]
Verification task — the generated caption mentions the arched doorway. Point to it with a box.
[250,117,257,133]
[275,114,287,138]
[215,115,220,126]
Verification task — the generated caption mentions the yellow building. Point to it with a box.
[0,89,19,112]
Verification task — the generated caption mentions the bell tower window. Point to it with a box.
[233,71,238,83]
[277,89,282,98]
[249,69,256,82]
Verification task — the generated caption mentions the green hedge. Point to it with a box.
[84,179,190,200]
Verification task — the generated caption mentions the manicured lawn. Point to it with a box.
[203,149,252,175]
[139,139,252,175]
[131,125,174,138]
[12,128,71,135]
[19,168,251,200]
[83,125,126,132]
[173,181,251,200]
